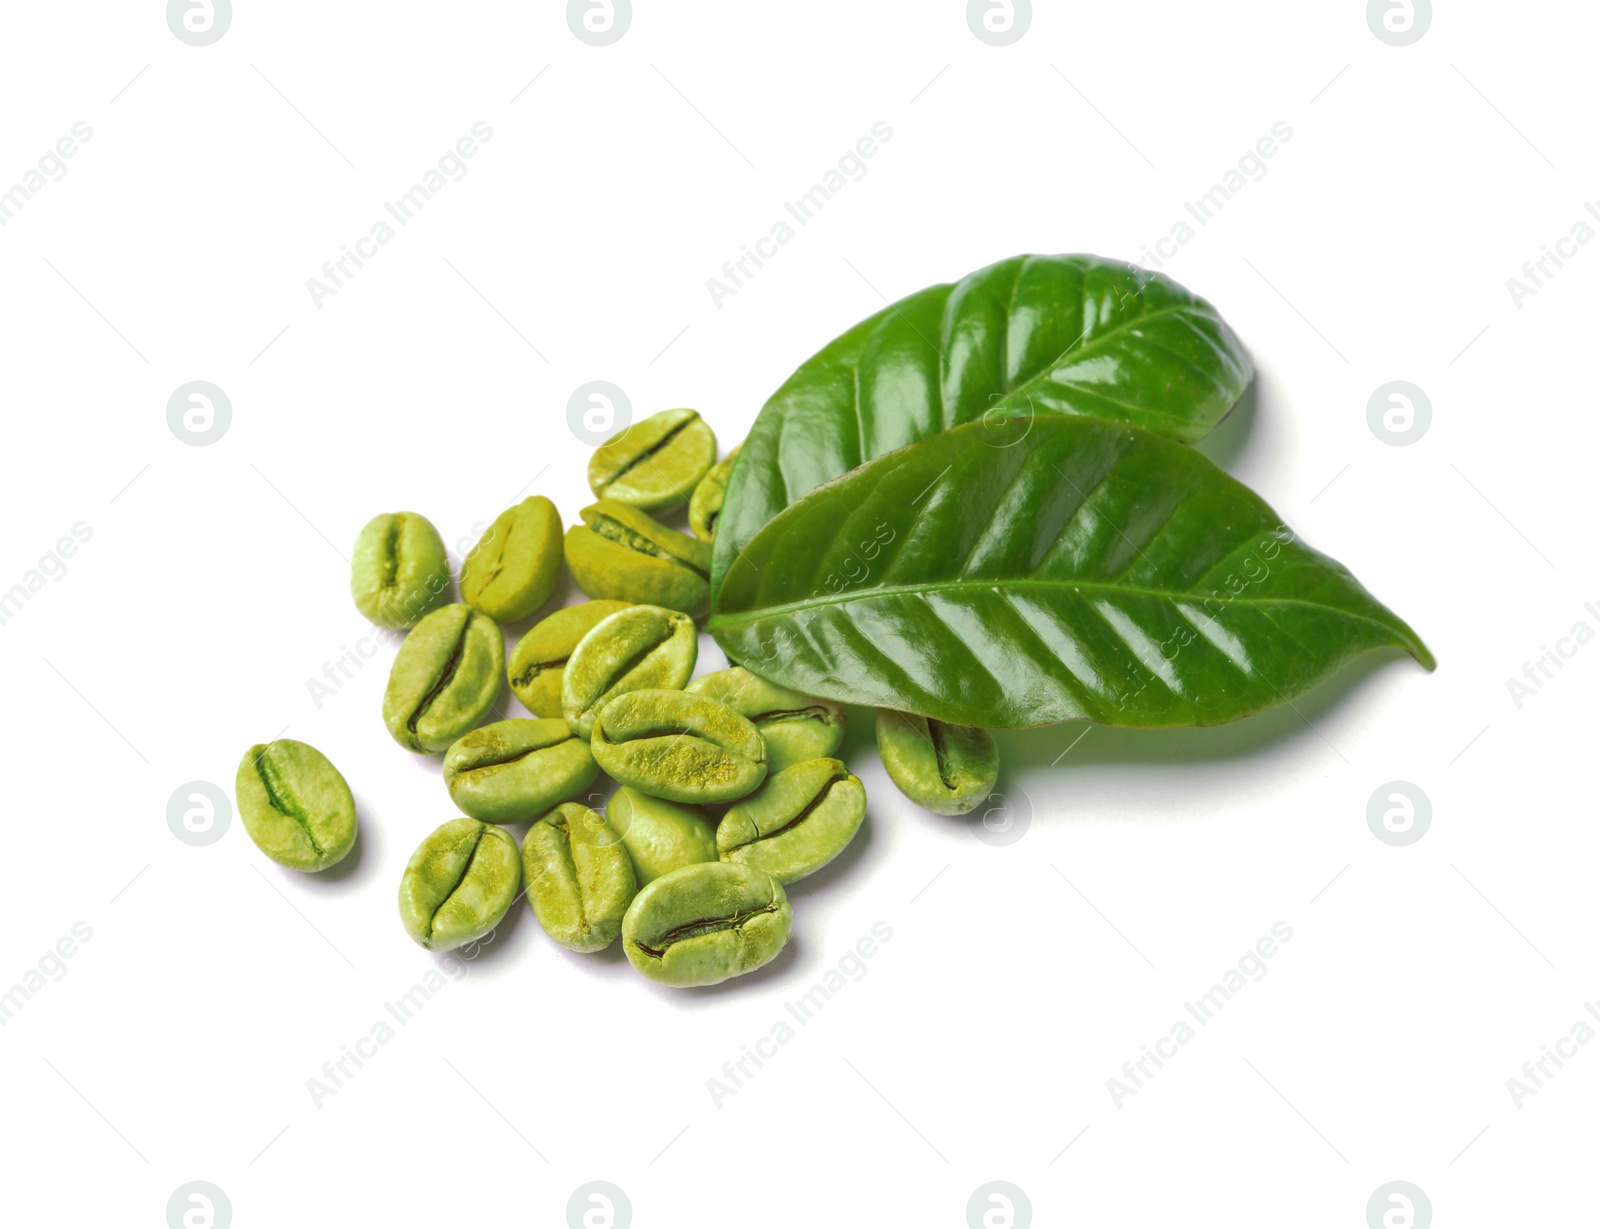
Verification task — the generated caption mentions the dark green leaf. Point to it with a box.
[711,253,1253,601]
[709,416,1433,729]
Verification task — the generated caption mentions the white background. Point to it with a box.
[1,2,1592,1226]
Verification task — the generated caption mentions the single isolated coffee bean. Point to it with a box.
[563,499,711,616]
[522,802,636,953]
[507,600,631,718]
[589,407,717,512]
[607,786,717,885]
[875,709,999,816]
[398,817,521,952]
[460,496,563,623]
[622,861,792,988]
[350,511,451,629]
[717,757,866,884]
[235,739,358,871]
[383,604,505,753]
[591,689,767,804]
[688,441,741,542]
[686,667,845,774]
[443,718,597,823]
[561,605,697,740]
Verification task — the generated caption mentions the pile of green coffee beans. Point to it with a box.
[234,408,1000,988]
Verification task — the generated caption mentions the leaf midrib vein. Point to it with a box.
[991,302,1200,409]
[712,576,1396,634]
[842,299,1203,465]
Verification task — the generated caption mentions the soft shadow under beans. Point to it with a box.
[785,817,874,902]
[670,934,803,1001]
[295,816,369,890]
[445,903,526,969]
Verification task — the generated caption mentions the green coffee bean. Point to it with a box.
[383,604,505,753]
[589,407,717,512]
[507,600,631,718]
[717,757,866,884]
[607,786,717,885]
[622,861,792,987]
[561,605,697,740]
[563,499,711,615]
[460,496,563,623]
[398,817,521,952]
[522,803,636,953]
[234,739,357,872]
[350,511,451,629]
[591,689,767,804]
[688,441,741,542]
[875,709,999,816]
[686,667,845,774]
[443,718,597,823]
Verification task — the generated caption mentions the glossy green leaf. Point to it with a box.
[709,416,1433,729]
[711,253,1253,601]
